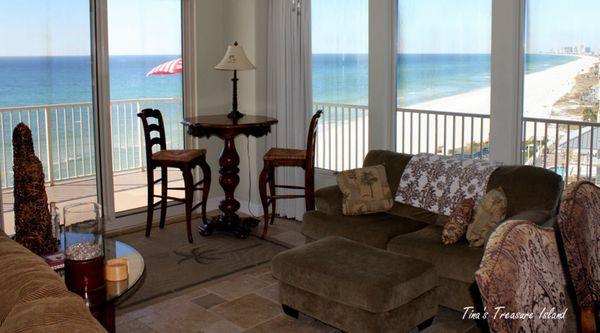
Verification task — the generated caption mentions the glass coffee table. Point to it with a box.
[103,239,145,301]
[48,235,145,333]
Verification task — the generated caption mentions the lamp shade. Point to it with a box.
[214,42,256,71]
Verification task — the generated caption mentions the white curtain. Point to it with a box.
[266,0,312,220]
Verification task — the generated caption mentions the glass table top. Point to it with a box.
[58,233,145,302]
[104,239,145,301]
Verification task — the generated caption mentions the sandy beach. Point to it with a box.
[396,55,600,155]
[315,55,600,169]
[406,55,599,119]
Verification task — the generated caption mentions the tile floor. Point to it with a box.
[115,218,479,333]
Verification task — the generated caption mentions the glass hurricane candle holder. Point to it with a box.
[63,202,105,306]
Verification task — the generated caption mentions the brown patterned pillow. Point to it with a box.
[466,187,508,247]
[336,165,394,216]
[442,198,475,245]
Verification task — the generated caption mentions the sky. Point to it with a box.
[0,0,181,57]
[526,0,600,53]
[2,0,600,56]
[312,0,600,54]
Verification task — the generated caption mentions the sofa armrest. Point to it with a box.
[315,185,344,216]
[505,209,554,226]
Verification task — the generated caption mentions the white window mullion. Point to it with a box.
[183,0,198,149]
[489,0,525,164]
[91,0,116,224]
[369,0,396,151]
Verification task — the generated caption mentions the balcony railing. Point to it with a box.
[0,98,183,189]
[3,99,595,188]
[314,103,369,172]
[396,108,491,159]
[523,117,599,185]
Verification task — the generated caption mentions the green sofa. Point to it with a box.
[302,150,564,311]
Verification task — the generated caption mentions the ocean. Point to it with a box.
[0,55,183,187]
[312,53,577,105]
[0,53,575,107]
[0,53,577,187]
[0,55,182,107]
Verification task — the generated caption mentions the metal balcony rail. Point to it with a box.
[314,103,369,172]
[396,108,491,159]
[522,117,600,185]
[2,99,594,188]
[0,98,183,189]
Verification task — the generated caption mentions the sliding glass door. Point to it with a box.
[107,0,184,214]
[0,0,98,234]
[0,0,188,234]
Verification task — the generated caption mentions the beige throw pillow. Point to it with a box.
[466,187,508,247]
[336,165,394,216]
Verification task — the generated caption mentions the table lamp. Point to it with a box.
[215,41,256,119]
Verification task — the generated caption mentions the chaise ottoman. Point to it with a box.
[271,236,438,333]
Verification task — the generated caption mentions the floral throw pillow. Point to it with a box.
[442,198,476,245]
[336,165,394,216]
[466,187,508,247]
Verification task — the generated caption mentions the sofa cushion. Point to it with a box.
[272,236,437,313]
[362,150,413,193]
[388,202,439,225]
[315,185,438,225]
[488,165,563,217]
[0,235,69,323]
[387,225,484,283]
[302,211,427,249]
[336,165,394,216]
[1,294,106,333]
[315,185,344,216]
[362,151,563,218]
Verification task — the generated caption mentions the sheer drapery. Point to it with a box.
[266,0,312,220]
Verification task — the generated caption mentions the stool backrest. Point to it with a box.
[137,108,167,167]
[306,110,323,169]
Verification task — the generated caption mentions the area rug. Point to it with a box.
[112,219,288,311]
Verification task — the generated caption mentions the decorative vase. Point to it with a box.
[63,202,106,308]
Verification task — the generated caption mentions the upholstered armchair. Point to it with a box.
[475,220,568,333]
[557,181,599,333]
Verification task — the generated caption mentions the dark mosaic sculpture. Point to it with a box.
[13,123,58,255]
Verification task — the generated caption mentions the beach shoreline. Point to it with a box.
[404,55,599,120]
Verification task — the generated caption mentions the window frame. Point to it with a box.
[0,0,197,234]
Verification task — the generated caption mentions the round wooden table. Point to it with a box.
[182,114,278,238]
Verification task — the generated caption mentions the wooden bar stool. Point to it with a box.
[138,109,211,243]
[259,110,323,238]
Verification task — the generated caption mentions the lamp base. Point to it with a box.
[227,110,245,119]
